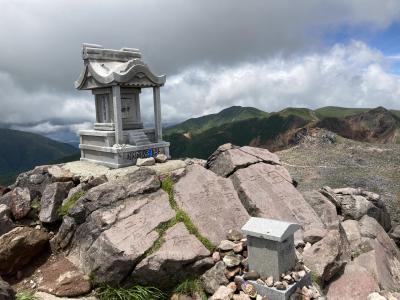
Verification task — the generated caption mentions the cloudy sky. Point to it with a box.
[1,0,400,141]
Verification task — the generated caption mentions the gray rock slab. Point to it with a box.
[249,272,311,300]
[68,189,175,284]
[39,182,74,223]
[353,239,400,291]
[0,205,14,236]
[208,148,261,177]
[303,227,350,283]
[230,163,323,230]
[174,164,250,245]
[131,222,213,289]
[302,190,339,229]
[200,261,229,294]
[341,220,362,251]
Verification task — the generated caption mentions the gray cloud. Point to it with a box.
[1,0,400,137]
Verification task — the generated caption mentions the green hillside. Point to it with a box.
[0,129,79,185]
[164,105,400,159]
[275,107,318,121]
[165,106,269,135]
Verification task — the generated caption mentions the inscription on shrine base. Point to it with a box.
[80,142,170,168]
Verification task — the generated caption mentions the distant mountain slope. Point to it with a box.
[0,129,79,184]
[164,105,400,159]
[165,106,269,135]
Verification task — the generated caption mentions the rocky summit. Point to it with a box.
[0,144,399,300]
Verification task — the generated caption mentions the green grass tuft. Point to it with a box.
[96,284,166,300]
[160,177,214,252]
[58,190,85,217]
[161,177,177,209]
[310,271,322,287]
[30,197,41,212]
[16,291,38,300]
[175,209,214,251]
[173,278,207,300]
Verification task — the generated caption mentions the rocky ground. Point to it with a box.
[0,143,399,300]
[278,128,400,224]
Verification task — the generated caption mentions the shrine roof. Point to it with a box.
[75,44,166,90]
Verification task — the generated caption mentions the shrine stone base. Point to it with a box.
[79,129,170,168]
[249,273,311,300]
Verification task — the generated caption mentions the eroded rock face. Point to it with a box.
[230,163,323,230]
[68,189,175,284]
[132,223,213,289]
[0,227,49,275]
[320,186,391,231]
[13,166,52,199]
[303,227,350,283]
[353,239,400,291]
[326,264,379,300]
[39,182,74,223]
[206,144,281,178]
[302,190,339,229]
[174,164,249,245]
[0,187,31,220]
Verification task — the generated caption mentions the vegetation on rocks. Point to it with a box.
[173,278,207,300]
[16,290,37,300]
[96,284,165,300]
[161,176,214,251]
[57,190,85,217]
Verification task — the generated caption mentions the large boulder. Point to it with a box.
[326,264,379,300]
[131,223,213,289]
[68,189,175,284]
[302,190,339,229]
[230,162,323,230]
[0,205,14,236]
[358,215,400,257]
[38,257,91,297]
[47,165,74,182]
[321,187,391,231]
[353,239,400,291]
[303,227,350,283]
[0,277,14,300]
[39,181,74,223]
[174,164,249,245]
[0,227,49,275]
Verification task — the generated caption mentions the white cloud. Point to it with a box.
[150,41,400,123]
[1,40,400,136]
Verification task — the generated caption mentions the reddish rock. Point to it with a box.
[38,257,91,297]
[327,264,379,300]
[0,227,49,275]
[303,228,350,283]
[132,223,213,289]
[230,162,323,230]
[174,164,249,245]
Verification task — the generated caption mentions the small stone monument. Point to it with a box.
[75,44,170,168]
[241,217,311,300]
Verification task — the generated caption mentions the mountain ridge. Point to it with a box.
[164,105,400,159]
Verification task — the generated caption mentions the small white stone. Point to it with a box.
[136,157,156,166]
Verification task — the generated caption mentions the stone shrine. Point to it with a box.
[241,217,310,300]
[75,44,170,168]
[241,217,300,279]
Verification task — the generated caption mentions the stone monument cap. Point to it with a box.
[241,217,300,242]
